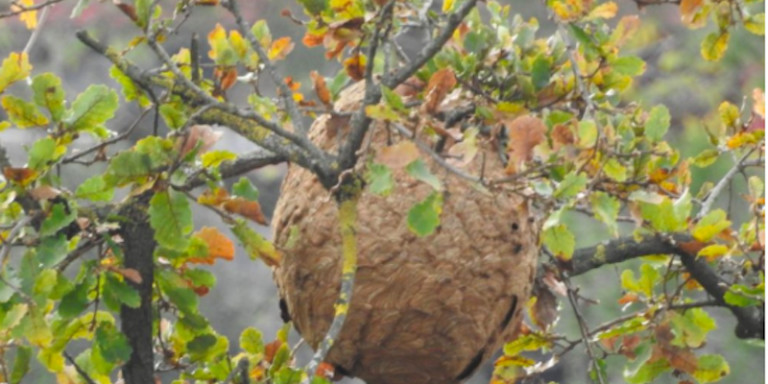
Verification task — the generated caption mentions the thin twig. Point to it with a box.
[63,351,98,384]
[563,276,606,384]
[0,215,33,264]
[0,0,65,19]
[62,108,151,164]
[223,0,308,137]
[696,148,758,220]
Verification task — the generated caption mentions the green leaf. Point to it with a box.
[365,163,393,196]
[134,136,176,169]
[31,73,66,122]
[531,56,551,90]
[744,13,765,35]
[39,203,76,237]
[407,192,443,237]
[187,333,218,358]
[669,307,716,348]
[37,235,67,269]
[406,160,443,191]
[610,56,646,76]
[554,172,587,199]
[723,283,763,307]
[75,175,114,202]
[590,191,620,236]
[149,190,193,251]
[64,84,118,133]
[104,150,153,186]
[625,358,670,384]
[33,269,58,299]
[201,150,237,168]
[0,52,32,93]
[135,0,152,28]
[103,273,141,309]
[603,158,627,182]
[159,104,187,130]
[568,24,598,56]
[1,95,49,128]
[541,224,575,261]
[10,345,31,384]
[381,85,405,112]
[233,177,260,200]
[109,66,149,107]
[297,0,328,15]
[240,327,264,355]
[701,31,729,61]
[1,303,29,330]
[231,220,281,266]
[644,105,670,142]
[157,269,198,316]
[95,323,132,364]
[692,148,720,168]
[503,332,551,356]
[27,137,58,170]
[58,279,90,319]
[693,354,730,383]
[693,209,731,242]
[748,176,764,199]
[596,316,646,339]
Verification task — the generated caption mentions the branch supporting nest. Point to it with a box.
[565,234,764,339]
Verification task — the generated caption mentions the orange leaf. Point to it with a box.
[264,340,281,363]
[375,141,420,169]
[192,226,236,264]
[194,0,219,5]
[213,66,238,96]
[315,362,335,379]
[617,292,638,305]
[679,0,703,25]
[505,115,546,172]
[310,71,332,106]
[268,37,294,60]
[284,76,301,92]
[302,32,324,47]
[223,198,268,225]
[422,68,457,114]
[343,54,366,81]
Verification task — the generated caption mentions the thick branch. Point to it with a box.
[565,234,764,339]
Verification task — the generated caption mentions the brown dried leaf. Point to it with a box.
[422,68,457,114]
[375,141,420,169]
[28,185,61,200]
[310,71,332,107]
[223,198,268,225]
[505,115,546,172]
[551,123,575,148]
[343,54,367,81]
[530,282,559,331]
[181,125,222,156]
[394,76,425,97]
[113,0,138,22]
[117,268,143,284]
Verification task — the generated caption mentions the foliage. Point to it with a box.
[0,0,763,383]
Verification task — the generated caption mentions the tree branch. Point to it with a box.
[181,149,285,190]
[564,234,764,339]
[384,0,478,89]
[74,30,336,187]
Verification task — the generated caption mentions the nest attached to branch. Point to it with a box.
[272,82,538,384]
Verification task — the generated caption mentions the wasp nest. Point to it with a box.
[272,82,538,384]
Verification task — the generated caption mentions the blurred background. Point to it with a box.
[0,0,763,383]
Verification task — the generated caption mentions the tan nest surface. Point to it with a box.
[272,83,538,384]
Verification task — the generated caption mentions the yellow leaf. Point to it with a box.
[701,31,729,61]
[207,23,227,60]
[442,0,455,12]
[14,0,37,29]
[588,1,618,19]
[679,0,703,26]
[697,244,729,261]
[268,37,294,60]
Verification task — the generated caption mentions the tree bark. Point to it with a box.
[119,194,156,384]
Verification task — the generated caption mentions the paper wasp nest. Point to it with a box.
[272,82,538,384]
